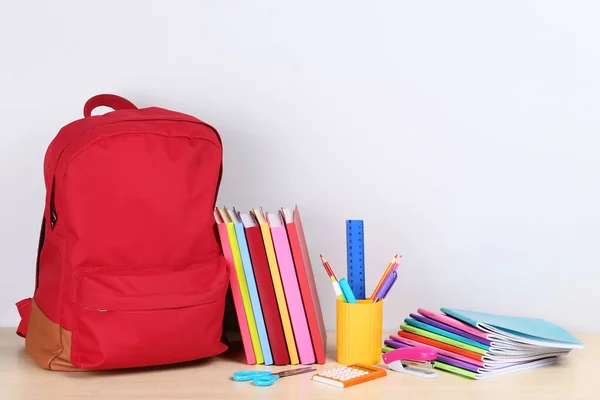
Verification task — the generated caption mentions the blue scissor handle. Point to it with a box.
[232,371,280,386]
[232,370,270,381]
[252,374,280,386]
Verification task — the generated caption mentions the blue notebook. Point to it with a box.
[404,318,491,351]
[232,218,274,365]
[441,308,583,349]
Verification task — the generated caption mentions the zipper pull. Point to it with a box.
[50,206,57,228]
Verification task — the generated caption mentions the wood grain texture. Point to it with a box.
[0,329,597,400]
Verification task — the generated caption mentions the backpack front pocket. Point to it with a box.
[70,256,229,370]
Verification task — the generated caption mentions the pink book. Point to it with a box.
[214,209,255,364]
[282,206,326,364]
[418,308,489,340]
[268,211,315,364]
[390,334,485,367]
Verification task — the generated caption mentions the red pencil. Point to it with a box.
[319,254,338,281]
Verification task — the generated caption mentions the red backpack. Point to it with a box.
[15,94,230,371]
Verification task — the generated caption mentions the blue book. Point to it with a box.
[231,216,273,365]
[404,318,491,351]
[441,308,584,349]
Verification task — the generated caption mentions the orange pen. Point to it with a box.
[369,254,401,300]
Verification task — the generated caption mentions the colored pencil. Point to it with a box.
[319,255,345,302]
[319,254,337,280]
[369,254,400,300]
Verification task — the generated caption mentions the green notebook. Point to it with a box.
[404,318,490,351]
[400,324,487,355]
[434,361,476,379]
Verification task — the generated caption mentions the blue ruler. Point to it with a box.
[346,220,365,300]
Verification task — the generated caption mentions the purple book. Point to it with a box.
[384,339,410,349]
[384,339,481,373]
[437,354,480,372]
[410,313,492,346]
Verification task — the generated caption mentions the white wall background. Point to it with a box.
[1,1,599,334]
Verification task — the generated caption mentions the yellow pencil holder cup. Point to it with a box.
[336,299,383,365]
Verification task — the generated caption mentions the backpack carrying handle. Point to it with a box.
[83,94,138,117]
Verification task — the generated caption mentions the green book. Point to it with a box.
[400,324,487,355]
[433,361,476,379]
[404,318,490,351]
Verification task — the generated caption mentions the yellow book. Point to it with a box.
[219,207,263,364]
[252,208,299,365]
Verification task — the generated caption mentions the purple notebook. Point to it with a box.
[410,313,492,346]
[384,339,480,373]
[437,354,479,372]
[384,339,410,349]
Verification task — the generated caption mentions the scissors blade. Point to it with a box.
[275,366,317,378]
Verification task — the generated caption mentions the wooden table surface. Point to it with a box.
[0,329,597,399]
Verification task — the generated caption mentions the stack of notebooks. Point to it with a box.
[214,205,326,366]
[382,307,584,379]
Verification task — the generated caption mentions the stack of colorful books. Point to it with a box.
[214,205,326,366]
[382,307,584,379]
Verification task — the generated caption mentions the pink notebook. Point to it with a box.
[267,211,315,364]
[390,334,485,367]
[418,308,488,340]
[214,209,255,364]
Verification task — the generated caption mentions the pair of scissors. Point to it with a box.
[232,366,316,386]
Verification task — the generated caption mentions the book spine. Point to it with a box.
[259,222,300,364]
[227,223,264,363]
[271,225,315,364]
[286,220,325,364]
[234,223,273,365]
[217,222,255,364]
[245,226,290,365]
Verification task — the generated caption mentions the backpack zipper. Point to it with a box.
[50,205,57,228]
